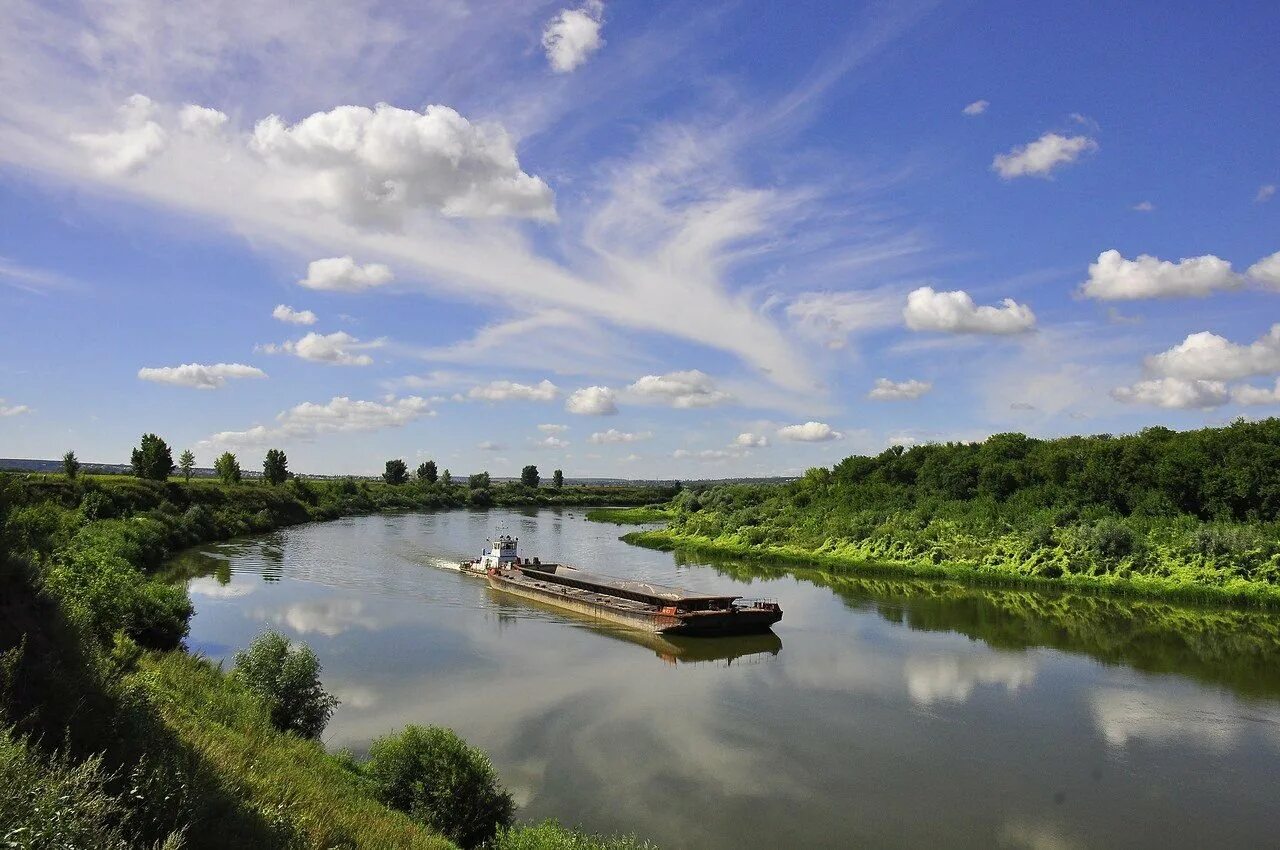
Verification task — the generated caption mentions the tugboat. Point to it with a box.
[465,536,782,636]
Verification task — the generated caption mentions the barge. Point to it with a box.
[466,536,781,636]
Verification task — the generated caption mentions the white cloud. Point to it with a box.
[1110,377,1229,409]
[1145,325,1280,380]
[992,132,1097,179]
[962,99,989,116]
[203,395,431,447]
[1132,200,1155,212]
[536,436,570,449]
[178,104,228,135]
[71,94,168,175]
[1257,184,1276,204]
[1080,249,1242,300]
[468,379,559,402]
[904,653,1037,705]
[542,1,605,73]
[626,370,730,408]
[1232,380,1280,406]
[1246,251,1280,289]
[734,432,769,448]
[260,331,380,366]
[588,429,651,444]
[784,289,902,349]
[777,421,842,442]
[903,286,1036,334]
[0,399,32,417]
[477,440,506,451]
[299,256,394,292]
[137,362,267,389]
[538,423,569,434]
[868,378,932,400]
[272,304,317,325]
[251,103,556,224]
[565,386,617,415]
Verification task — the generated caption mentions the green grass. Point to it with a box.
[493,820,658,849]
[583,507,673,525]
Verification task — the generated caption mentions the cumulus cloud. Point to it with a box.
[1232,380,1280,406]
[962,99,989,116]
[777,421,843,442]
[178,104,228,135]
[477,441,506,451]
[868,378,932,400]
[538,423,569,434]
[1247,251,1280,289]
[734,432,769,448]
[903,286,1035,334]
[137,362,267,389]
[272,304,317,325]
[588,429,651,444]
[1257,184,1276,204]
[1110,377,1229,409]
[565,386,617,415]
[203,395,431,447]
[1080,250,1242,300]
[1145,325,1280,381]
[467,379,559,402]
[992,132,1097,179]
[536,436,570,449]
[784,290,902,349]
[299,256,394,292]
[250,103,555,224]
[72,94,167,175]
[542,1,605,73]
[626,370,730,408]
[0,399,32,417]
[1132,200,1155,212]
[260,331,380,366]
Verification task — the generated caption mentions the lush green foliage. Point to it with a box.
[214,452,241,484]
[131,434,174,481]
[365,725,515,849]
[469,472,491,490]
[521,465,540,488]
[552,470,563,489]
[63,450,81,480]
[585,507,672,525]
[178,450,195,483]
[636,420,1280,604]
[493,821,658,850]
[442,469,453,486]
[262,449,289,485]
[232,631,339,739]
[384,459,409,485]
[417,460,438,483]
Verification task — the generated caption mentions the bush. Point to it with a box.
[364,725,514,848]
[493,820,658,850]
[231,632,338,739]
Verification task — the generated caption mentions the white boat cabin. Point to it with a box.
[478,535,521,570]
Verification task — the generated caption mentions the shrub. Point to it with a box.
[492,820,658,850]
[231,631,338,739]
[364,725,514,848]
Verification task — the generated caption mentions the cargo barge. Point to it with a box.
[466,536,782,636]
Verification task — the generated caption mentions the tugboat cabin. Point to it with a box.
[478,536,521,571]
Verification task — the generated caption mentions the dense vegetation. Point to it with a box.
[0,448,671,848]
[626,419,1280,605]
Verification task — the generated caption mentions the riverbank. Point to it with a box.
[0,473,668,848]
[583,506,673,524]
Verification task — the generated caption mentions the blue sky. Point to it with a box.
[2,0,1278,477]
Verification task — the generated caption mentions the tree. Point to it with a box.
[364,725,514,848]
[442,469,453,486]
[62,450,81,480]
[130,433,174,481]
[468,471,490,490]
[178,449,195,483]
[521,465,540,488]
[384,459,409,485]
[214,451,242,484]
[416,460,438,483]
[232,631,339,740]
[552,469,564,489]
[263,449,289,485]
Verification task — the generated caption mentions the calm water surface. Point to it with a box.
[171,509,1280,849]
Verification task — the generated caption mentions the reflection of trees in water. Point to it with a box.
[678,551,1280,700]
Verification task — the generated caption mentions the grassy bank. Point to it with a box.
[583,506,673,525]
[1,472,666,848]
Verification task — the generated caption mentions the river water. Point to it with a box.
[170,508,1280,849]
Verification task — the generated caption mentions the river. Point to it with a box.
[169,508,1280,849]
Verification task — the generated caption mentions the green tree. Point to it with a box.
[130,433,174,481]
[416,460,438,483]
[178,449,195,483]
[552,469,564,489]
[442,469,453,486]
[62,450,81,480]
[384,459,409,485]
[468,471,490,490]
[364,725,515,848]
[263,448,289,485]
[520,465,540,488]
[214,451,242,484]
[232,631,339,739]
